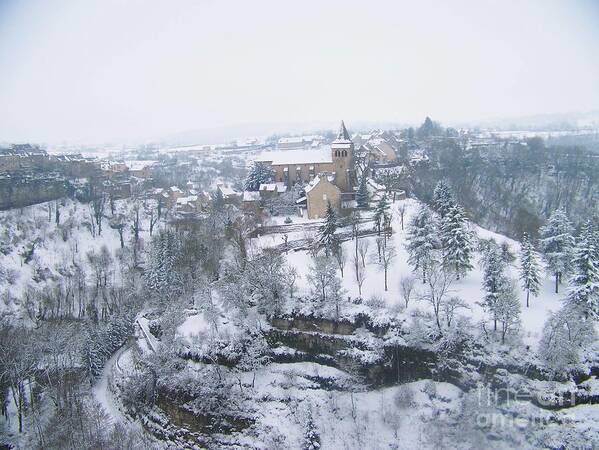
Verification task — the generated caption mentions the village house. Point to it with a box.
[258,182,287,201]
[125,160,157,179]
[360,139,397,164]
[217,183,242,203]
[305,173,341,220]
[242,190,261,213]
[277,135,323,151]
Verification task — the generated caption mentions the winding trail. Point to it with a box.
[92,341,132,424]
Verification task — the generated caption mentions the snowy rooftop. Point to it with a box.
[255,147,333,165]
[305,173,336,193]
[259,182,287,193]
[125,160,157,171]
[176,195,198,205]
[243,191,261,202]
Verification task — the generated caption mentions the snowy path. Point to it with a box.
[92,341,131,424]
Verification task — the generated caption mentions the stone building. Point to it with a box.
[305,173,341,220]
[257,121,355,193]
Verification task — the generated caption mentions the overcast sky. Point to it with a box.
[0,0,598,143]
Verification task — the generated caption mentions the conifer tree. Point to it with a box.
[480,242,509,331]
[519,233,541,307]
[440,204,474,279]
[244,162,275,191]
[539,208,575,293]
[566,221,599,319]
[405,205,440,283]
[432,180,455,218]
[373,194,391,235]
[318,202,339,256]
[356,175,370,208]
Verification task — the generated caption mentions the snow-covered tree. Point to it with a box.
[307,255,339,304]
[318,202,339,255]
[440,204,474,279]
[244,248,288,315]
[373,242,396,291]
[356,175,369,208]
[352,254,367,296]
[244,162,275,191]
[539,208,575,293]
[405,205,440,283]
[480,242,509,332]
[495,279,521,344]
[373,194,391,235]
[566,222,599,319]
[539,304,596,374]
[144,229,183,299]
[432,180,455,218]
[519,233,541,307]
[418,263,454,331]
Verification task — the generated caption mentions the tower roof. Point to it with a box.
[336,120,351,141]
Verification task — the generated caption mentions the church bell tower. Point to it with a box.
[331,120,354,192]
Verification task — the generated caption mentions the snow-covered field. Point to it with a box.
[251,198,563,349]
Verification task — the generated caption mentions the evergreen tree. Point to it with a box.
[519,233,541,307]
[244,162,275,191]
[480,242,509,331]
[440,204,474,279]
[356,175,370,208]
[318,202,339,255]
[405,205,440,283]
[213,189,225,211]
[144,230,183,299]
[373,194,391,235]
[539,209,575,293]
[566,222,599,319]
[432,180,455,218]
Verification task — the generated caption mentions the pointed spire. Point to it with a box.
[337,120,351,141]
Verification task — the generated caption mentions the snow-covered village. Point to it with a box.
[1,1,599,449]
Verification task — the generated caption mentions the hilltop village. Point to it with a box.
[1,119,598,449]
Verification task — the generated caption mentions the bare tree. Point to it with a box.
[443,296,469,328]
[418,264,455,331]
[352,254,367,296]
[399,275,416,308]
[357,239,369,268]
[109,213,127,248]
[375,236,386,262]
[284,266,299,298]
[55,200,60,225]
[373,242,396,291]
[333,244,347,277]
[145,200,159,236]
[91,193,106,236]
[130,201,142,244]
[397,204,406,231]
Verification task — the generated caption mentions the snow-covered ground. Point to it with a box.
[0,198,158,319]
[251,198,563,349]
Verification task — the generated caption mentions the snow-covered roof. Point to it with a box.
[125,160,157,171]
[367,179,386,191]
[176,195,198,205]
[305,173,336,194]
[243,191,261,202]
[255,148,333,165]
[259,182,287,193]
[217,184,239,197]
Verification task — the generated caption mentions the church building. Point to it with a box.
[257,121,356,193]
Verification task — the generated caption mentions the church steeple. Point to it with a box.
[336,120,351,141]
